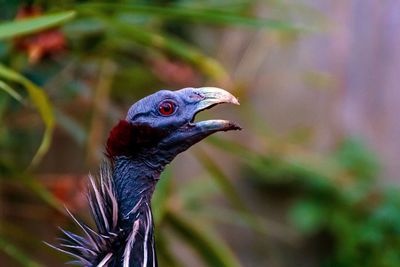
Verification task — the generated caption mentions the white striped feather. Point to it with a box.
[49,162,121,266]
[50,161,158,267]
[142,203,152,267]
[97,252,113,267]
[89,174,110,231]
[123,219,140,267]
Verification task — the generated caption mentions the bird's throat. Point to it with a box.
[112,156,161,228]
[112,156,160,266]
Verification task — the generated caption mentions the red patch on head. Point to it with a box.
[106,120,168,158]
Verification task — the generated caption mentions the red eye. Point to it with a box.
[159,101,175,116]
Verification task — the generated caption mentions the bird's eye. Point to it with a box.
[158,101,176,116]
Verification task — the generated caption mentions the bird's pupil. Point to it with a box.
[163,104,170,112]
[159,102,174,115]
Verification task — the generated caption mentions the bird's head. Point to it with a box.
[106,87,240,165]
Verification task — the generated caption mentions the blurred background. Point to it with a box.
[1,0,400,266]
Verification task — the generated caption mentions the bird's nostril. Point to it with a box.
[189,92,204,100]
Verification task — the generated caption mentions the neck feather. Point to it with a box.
[112,156,162,227]
[111,156,160,267]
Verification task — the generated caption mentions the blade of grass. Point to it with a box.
[156,231,185,267]
[0,80,24,103]
[193,148,280,243]
[105,21,230,83]
[193,148,248,212]
[78,3,296,30]
[178,0,253,10]
[176,174,220,205]
[166,210,242,267]
[208,135,342,190]
[0,11,76,40]
[0,64,55,167]
[0,236,43,267]
[198,206,300,245]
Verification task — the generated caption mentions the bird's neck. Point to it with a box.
[112,156,164,228]
[106,156,160,267]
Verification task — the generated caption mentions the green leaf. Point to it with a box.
[289,200,325,234]
[156,231,185,267]
[0,64,55,167]
[194,148,248,212]
[0,11,76,40]
[177,174,220,206]
[0,80,24,103]
[190,149,284,244]
[334,138,380,180]
[78,3,296,30]
[0,236,43,267]
[109,22,229,82]
[166,210,242,267]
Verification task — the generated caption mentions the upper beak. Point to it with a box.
[194,87,240,110]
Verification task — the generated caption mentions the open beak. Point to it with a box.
[189,87,241,132]
[158,87,241,154]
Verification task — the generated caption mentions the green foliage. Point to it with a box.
[0,11,75,40]
[0,80,23,102]
[334,138,380,181]
[77,2,285,27]
[239,137,400,267]
[1,1,396,267]
[0,64,55,167]
[166,210,242,267]
[289,199,326,234]
[1,1,291,266]
[0,236,43,267]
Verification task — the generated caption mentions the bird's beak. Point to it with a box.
[189,87,241,132]
[158,87,241,156]
[194,87,240,110]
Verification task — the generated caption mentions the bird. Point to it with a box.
[49,87,240,267]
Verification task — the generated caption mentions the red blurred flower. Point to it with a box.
[14,5,66,64]
[41,174,87,212]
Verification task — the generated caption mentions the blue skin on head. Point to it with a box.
[108,87,240,163]
[126,88,202,129]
